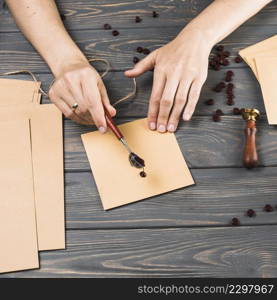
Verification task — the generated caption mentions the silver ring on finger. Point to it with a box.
[71,103,79,112]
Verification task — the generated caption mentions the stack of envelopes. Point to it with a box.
[239,35,277,125]
[0,78,65,274]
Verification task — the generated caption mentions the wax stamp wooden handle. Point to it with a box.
[243,120,258,169]
[104,106,123,140]
[241,108,260,169]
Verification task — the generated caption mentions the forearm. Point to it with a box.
[182,0,273,48]
[6,0,88,77]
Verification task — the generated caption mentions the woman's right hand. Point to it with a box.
[48,61,116,133]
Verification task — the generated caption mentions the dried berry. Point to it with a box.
[246,209,256,217]
[227,99,235,106]
[264,204,274,212]
[231,217,240,226]
[205,99,214,105]
[213,82,226,92]
[233,107,241,115]
[143,48,151,55]
[216,45,224,52]
[227,83,234,89]
[152,11,159,18]
[135,16,142,23]
[136,46,143,53]
[215,109,223,116]
[227,70,234,77]
[222,59,230,66]
[133,56,140,64]
[104,23,112,30]
[112,30,119,36]
[212,114,221,122]
[235,56,243,63]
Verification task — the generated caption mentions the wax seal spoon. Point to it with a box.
[103,106,145,169]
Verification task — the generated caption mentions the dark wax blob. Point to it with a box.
[140,170,147,177]
[129,152,145,169]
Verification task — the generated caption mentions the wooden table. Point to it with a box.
[1,0,277,278]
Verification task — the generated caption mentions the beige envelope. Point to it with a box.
[0,104,65,250]
[0,78,41,106]
[239,35,277,78]
[82,118,194,210]
[0,119,39,273]
[255,56,277,125]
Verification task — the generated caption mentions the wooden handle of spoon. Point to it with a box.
[103,106,123,140]
[243,120,258,169]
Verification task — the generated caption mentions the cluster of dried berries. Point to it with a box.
[209,45,230,71]
[212,109,223,122]
[133,47,151,63]
[230,204,276,226]
[226,83,235,106]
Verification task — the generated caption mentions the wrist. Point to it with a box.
[178,24,216,51]
[48,51,90,78]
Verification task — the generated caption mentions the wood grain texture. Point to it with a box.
[64,167,277,229]
[0,24,276,72]
[1,225,277,277]
[62,116,277,170]
[0,0,276,32]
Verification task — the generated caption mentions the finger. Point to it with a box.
[156,78,179,133]
[99,82,116,117]
[52,82,91,123]
[147,70,166,130]
[167,80,192,132]
[51,95,88,125]
[183,79,203,121]
[82,79,107,133]
[64,78,93,123]
[125,52,155,78]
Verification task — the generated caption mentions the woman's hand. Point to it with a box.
[125,28,212,133]
[49,61,116,132]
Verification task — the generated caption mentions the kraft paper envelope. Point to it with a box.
[81,118,194,210]
[0,78,41,106]
[0,119,39,273]
[255,56,277,124]
[239,35,277,78]
[0,104,65,250]
[253,49,277,79]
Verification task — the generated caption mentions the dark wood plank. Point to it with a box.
[0,25,276,72]
[2,225,277,277]
[3,66,264,117]
[1,0,276,32]
[62,115,277,170]
[64,167,277,229]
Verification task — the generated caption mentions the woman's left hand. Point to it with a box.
[125,27,212,133]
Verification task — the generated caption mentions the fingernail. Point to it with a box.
[158,124,166,133]
[98,126,106,134]
[183,113,191,121]
[149,122,156,130]
[167,124,175,132]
